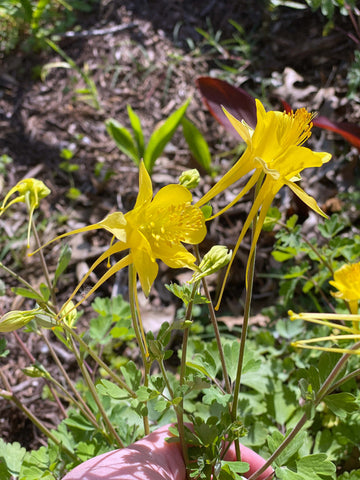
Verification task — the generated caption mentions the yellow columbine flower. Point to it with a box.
[0,178,51,247]
[329,262,360,315]
[37,162,206,309]
[197,99,331,303]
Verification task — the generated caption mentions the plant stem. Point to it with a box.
[248,342,360,480]
[62,323,136,397]
[0,262,42,299]
[128,264,150,435]
[69,336,124,448]
[41,333,99,426]
[178,283,199,475]
[194,245,231,395]
[12,330,66,418]
[31,220,57,309]
[231,174,263,460]
[0,369,79,462]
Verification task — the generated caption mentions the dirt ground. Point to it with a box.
[0,0,359,449]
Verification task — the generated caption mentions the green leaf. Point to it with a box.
[276,454,335,480]
[11,287,43,302]
[144,99,190,174]
[127,105,145,158]
[324,392,358,420]
[89,313,112,344]
[19,446,55,480]
[64,411,95,432]
[181,117,212,174]
[272,246,298,262]
[39,283,50,302]
[296,454,336,479]
[19,0,33,22]
[318,214,348,239]
[121,361,142,390]
[0,338,9,357]
[0,438,26,477]
[268,430,307,467]
[53,244,72,287]
[105,118,140,165]
[97,379,129,400]
[221,460,250,475]
[263,206,281,231]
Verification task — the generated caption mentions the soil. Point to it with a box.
[0,0,359,452]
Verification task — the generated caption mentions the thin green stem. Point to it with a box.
[12,330,67,418]
[194,245,231,395]
[248,342,360,480]
[178,283,199,475]
[128,264,150,435]
[61,323,136,397]
[231,174,263,460]
[69,336,124,448]
[0,262,42,299]
[31,220,57,309]
[41,333,99,426]
[0,369,79,462]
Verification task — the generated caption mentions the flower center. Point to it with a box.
[281,107,314,148]
[340,264,360,290]
[140,202,204,247]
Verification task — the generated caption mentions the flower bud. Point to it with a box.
[61,301,78,328]
[178,169,200,189]
[190,245,232,283]
[0,308,40,332]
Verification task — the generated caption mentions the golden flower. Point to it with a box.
[37,163,206,308]
[0,178,50,247]
[197,100,331,303]
[329,262,360,314]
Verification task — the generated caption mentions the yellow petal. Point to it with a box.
[209,170,261,220]
[222,107,254,144]
[99,212,127,242]
[196,148,255,208]
[151,184,193,206]
[132,246,158,297]
[60,241,129,313]
[157,243,197,270]
[285,180,328,218]
[134,161,153,209]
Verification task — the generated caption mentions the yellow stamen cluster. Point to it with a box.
[142,203,204,247]
[281,108,314,148]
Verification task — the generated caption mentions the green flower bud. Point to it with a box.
[0,308,41,332]
[178,169,200,189]
[61,301,78,328]
[190,245,232,283]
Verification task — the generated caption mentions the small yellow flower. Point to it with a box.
[37,162,206,309]
[0,178,50,247]
[329,262,360,314]
[197,100,331,304]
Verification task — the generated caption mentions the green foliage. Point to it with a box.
[106,100,194,175]
[0,438,26,478]
[0,0,97,54]
[42,39,100,109]
[347,50,360,100]
[181,117,215,176]
[270,213,360,311]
